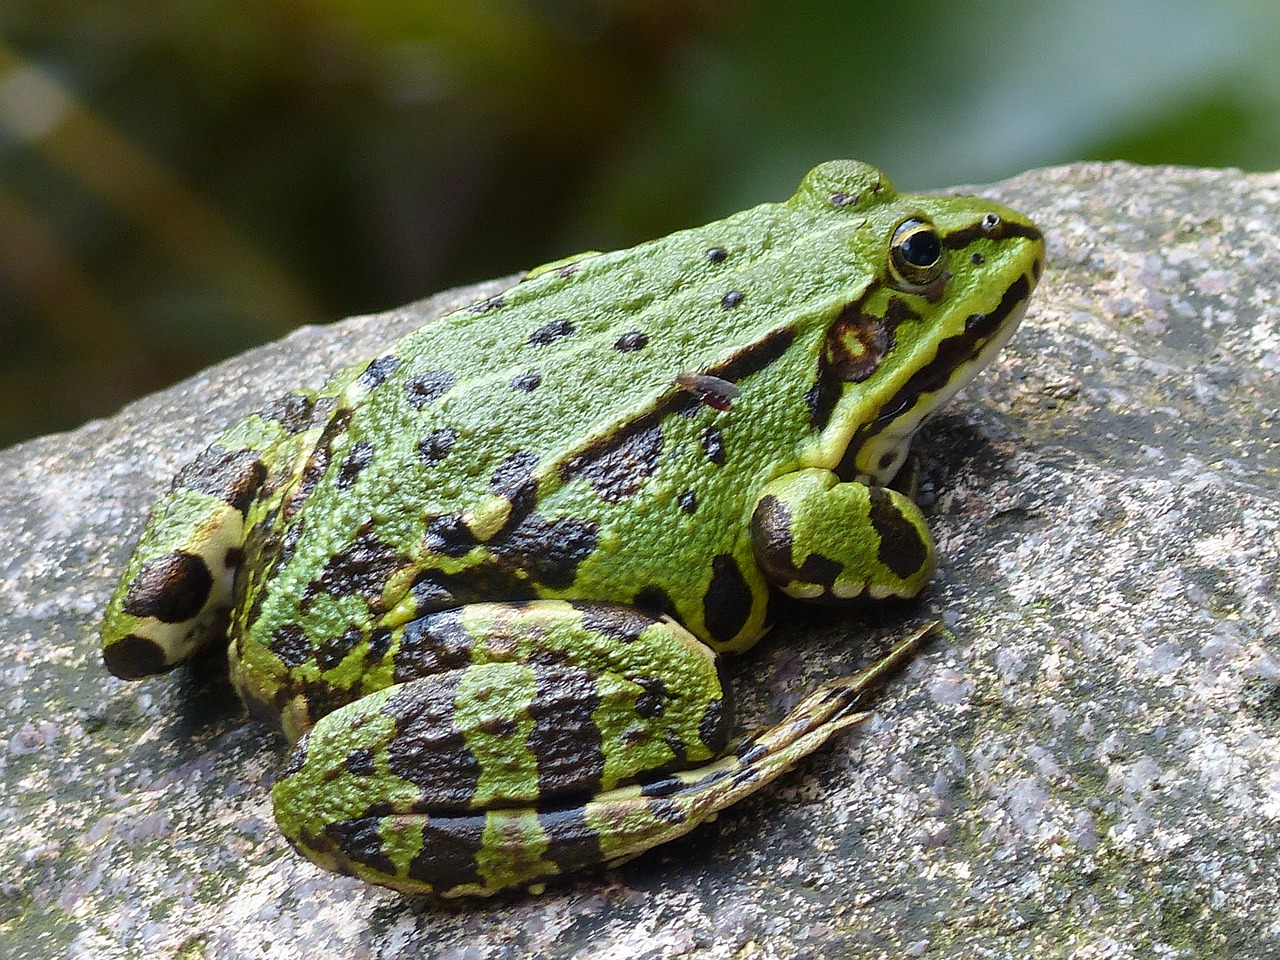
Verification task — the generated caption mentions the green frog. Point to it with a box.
[101,161,1044,897]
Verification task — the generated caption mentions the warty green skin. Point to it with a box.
[100,160,1045,897]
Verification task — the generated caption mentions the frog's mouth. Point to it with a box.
[832,269,1036,487]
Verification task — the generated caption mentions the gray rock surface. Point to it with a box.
[1,162,1277,960]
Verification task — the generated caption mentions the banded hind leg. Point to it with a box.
[270,600,928,897]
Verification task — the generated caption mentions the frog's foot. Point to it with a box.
[271,601,932,897]
[100,443,272,679]
[751,468,935,604]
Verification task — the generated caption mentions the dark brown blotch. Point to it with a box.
[102,634,169,680]
[258,393,315,435]
[510,371,542,392]
[384,672,483,805]
[405,370,456,410]
[356,355,403,390]
[394,608,476,682]
[538,808,605,874]
[324,818,398,878]
[304,521,411,611]
[678,490,697,514]
[528,318,574,346]
[122,550,213,624]
[417,428,458,467]
[336,440,375,491]
[269,623,311,669]
[613,331,648,353]
[571,603,655,644]
[702,553,754,645]
[526,666,605,801]
[700,426,725,466]
[868,487,930,580]
[491,513,598,590]
[561,419,664,503]
[174,445,266,514]
[720,290,744,310]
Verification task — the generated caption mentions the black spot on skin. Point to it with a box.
[284,408,352,520]
[357,355,403,390]
[489,450,541,524]
[408,816,487,891]
[698,695,731,754]
[539,808,605,874]
[405,370,456,409]
[868,487,930,579]
[561,419,663,503]
[365,627,393,665]
[528,318,574,345]
[829,191,859,207]
[345,747,376,776]
[409,566,538,612]
[422,514,479,558]
[721,290,744,310]
[705,246,727,263]
[638,775,682,798]
[174,445,266,514]
[702,554,753,646]
[269,623,311,668]
[805,377,841,431]
[678,490,697,514]
[700,426,725,465]
[634,586,679,620]
[970,252,985,265]
[633,677,668,719]
[613,331,649,352]
[336,440,375,491]
[417,427,458,466]
[526,666,605,801]
[123,551,213,624]
[258,393,315,435]
[510,371,542,392]
[317,626,361,671]
[394,608,476,682]
[384,672,482,806]
[467,293,505,314]
[324,818,398,878]
[571,603,655,644]
[224,546,243,569]
[491,514,599,589]
[751,495,844,592]
[102,634,169,679]
[305,521,410,611]
[646,797,686,825]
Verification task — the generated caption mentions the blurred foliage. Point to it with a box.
[0,0,1277,446]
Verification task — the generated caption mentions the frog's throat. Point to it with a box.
[830,276,1034,487]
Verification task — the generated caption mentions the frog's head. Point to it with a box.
[790,160,1045,485]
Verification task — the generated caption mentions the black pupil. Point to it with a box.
[900,228,941,267]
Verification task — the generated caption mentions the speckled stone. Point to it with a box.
[0,163,1276,960]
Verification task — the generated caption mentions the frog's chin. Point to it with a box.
[838,297,1030,487]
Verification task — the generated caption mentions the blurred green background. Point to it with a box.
[1,0,1278,447]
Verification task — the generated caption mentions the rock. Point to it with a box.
[0,162,1276,959]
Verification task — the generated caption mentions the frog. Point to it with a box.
[101,160,1044,898]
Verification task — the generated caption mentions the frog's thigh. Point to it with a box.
[751,468,935,602]
[272,600,732,896]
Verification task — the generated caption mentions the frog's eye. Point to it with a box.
[889,218,946,290]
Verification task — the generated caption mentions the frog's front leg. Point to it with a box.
[751,468,936,603]
[271,599,915,897]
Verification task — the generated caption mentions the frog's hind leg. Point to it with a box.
[270,601,930,897]
[99,395,326,680]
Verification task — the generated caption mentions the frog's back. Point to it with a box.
[236,193,872,683]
